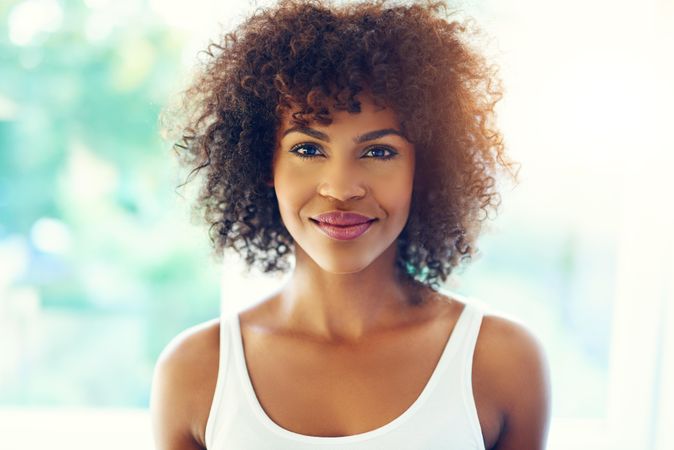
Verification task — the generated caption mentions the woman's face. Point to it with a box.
[270,94,416,274]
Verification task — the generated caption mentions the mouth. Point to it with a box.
[310,218,377,240]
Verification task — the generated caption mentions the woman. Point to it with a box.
[151,0,551,448]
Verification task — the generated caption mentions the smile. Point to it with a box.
[311,219,376,241]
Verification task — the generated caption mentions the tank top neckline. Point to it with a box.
[228,300,476,444]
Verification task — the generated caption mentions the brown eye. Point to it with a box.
[289,143,323,159]
[363,146,398,160]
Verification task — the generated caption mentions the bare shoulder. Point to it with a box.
[150,318,220,450]
[475,311,552,450]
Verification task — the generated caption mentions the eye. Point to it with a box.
[363,146,398,160]
[289,142,323,159]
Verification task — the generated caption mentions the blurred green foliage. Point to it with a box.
[0,0,220,407]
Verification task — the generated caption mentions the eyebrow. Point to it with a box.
[281,126,406,143]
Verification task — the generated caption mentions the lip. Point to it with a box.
[311,219,375,241]
[311,211,376,226]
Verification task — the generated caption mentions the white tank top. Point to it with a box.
[205,295,487,449]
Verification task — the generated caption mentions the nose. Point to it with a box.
[317,165,367,202]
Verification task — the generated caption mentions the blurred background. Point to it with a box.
[0,0,672,449]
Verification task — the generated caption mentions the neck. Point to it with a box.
[276,244,428,342]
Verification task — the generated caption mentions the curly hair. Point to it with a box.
[163,0,519,296]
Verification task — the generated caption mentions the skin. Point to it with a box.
[150,95,552,449]
[267,94,418,340]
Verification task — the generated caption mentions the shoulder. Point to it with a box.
[150,318,221,450]
[477,312,549,374]
[475,311,552,449]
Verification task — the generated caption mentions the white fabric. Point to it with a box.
[205,292,487,449]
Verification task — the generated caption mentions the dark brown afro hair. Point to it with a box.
[164,0,519,295]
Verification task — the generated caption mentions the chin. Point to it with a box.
[313,257,375,275]
[292,231,400,275]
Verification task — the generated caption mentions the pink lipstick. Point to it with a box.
[310,210,377,240]
[311,219,376,240]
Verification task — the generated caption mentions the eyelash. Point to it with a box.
[289,143,398,161]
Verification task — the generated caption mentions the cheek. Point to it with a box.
[363,174,413,235]
[381,162,415,212]
[272,163,312,218]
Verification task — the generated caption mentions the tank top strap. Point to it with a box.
[456,299,486,386]
[458,299,486,360]
[453,298,487,445]
[204,311,237,448]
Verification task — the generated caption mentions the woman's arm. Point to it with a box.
[482,316,552,450]
[150,320,220,450]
